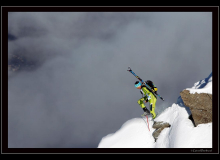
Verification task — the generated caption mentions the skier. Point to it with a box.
[134,80,158,119]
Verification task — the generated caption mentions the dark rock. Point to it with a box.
[8,54,36,72]
[152,121,171,141]
[8,33,17,41]
[153,121,170,129]
[188,114,196,127]
[180,90,212,127]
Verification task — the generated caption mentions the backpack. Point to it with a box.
[141,80,157,98]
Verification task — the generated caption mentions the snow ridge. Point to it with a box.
[98,73,212,148]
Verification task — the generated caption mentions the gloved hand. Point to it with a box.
[147,95,151,100]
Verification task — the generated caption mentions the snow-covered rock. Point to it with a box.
[186,72,212,94]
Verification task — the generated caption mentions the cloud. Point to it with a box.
[8,12,212,148]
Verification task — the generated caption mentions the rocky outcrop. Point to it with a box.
[8,54,36,72]
[180,90,212,127]
[152,121,171,141]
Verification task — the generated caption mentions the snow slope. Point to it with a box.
[98,73,212,148]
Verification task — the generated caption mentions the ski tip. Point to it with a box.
[127,66,131,71]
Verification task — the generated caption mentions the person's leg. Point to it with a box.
[137,97,146,109]
[149,93,157,119]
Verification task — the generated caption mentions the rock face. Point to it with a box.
[180,90,212,127]
[152,121,171,141]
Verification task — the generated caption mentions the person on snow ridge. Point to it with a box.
[134,80,158,119]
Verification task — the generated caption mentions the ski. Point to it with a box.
[127,67,165,101]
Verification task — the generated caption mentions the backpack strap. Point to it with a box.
[141,84,157,99]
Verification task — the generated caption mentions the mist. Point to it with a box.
[8,12,212,148]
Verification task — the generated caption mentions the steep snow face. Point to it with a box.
[98,73,212,148]
[154,104,212,148]
[98,104,212,148]
[186,72,212,94]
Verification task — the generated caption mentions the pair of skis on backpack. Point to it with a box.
[127,67,165,101]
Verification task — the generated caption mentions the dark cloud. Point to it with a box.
[8,12,212,148]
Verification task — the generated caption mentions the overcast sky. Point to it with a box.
[8,12,212,148]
